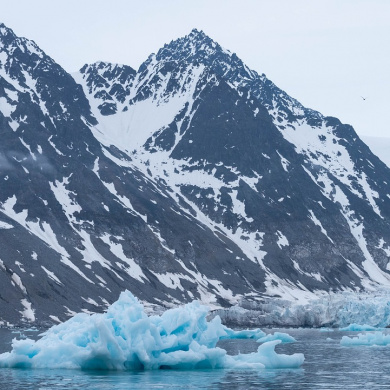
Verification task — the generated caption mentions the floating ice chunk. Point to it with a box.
[221,327,266,340]
[340,323,379,331]
[341,332,390,346]
[319,327,334,332]
[257,332,296,344]
[0,291,303,370]
[226,340,303,369]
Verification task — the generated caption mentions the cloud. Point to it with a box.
[0,151,55,173]
[0,153,13,170]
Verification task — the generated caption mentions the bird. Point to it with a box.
[361,96,367,101]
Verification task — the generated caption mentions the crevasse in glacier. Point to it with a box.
[0,291,304,370]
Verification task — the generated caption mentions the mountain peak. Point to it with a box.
[0,23,16,40]
[183,28,221,51]
[0,23,44,59]
[155,28,228,66]
[187,28,209,41]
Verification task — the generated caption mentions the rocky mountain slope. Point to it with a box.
[1,24,390,326]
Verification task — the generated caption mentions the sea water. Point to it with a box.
[1,328,390,389]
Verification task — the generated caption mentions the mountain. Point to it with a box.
[76,29,390,287]
[1,25,390,326]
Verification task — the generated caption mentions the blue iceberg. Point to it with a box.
[319,328,334,332]
[256,332,296,344]
[341,332,390,346]
[0,291,304,370]
[340,323,379,331]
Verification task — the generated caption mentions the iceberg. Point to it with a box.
[256,332,296,344]
[0,291,304,370]
[340,332,390,346]
[340,323,379,331]
[319,328,334,332]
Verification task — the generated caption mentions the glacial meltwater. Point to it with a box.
[2,328,390,389]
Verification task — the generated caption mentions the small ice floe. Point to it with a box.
[256,332,296,344]
[340,323,379,332]
[319,327,335,332]
[341,332,390,346]
[10,330,27,339]
[0,291,304,370]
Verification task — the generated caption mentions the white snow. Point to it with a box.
[230,189,253,222]
[276,151,290,172]
[308,209,334,244]
[49,315,61,323]
[48,136,65,156]
[0,96,15,117]
[1,195,94,284]
[41,266,62,285]
[0,221,13,229]
[11,272,27,294]
[20,299,35,322]
[100,234,147,283]
[50,176,82,222]
[276,231,289,249]
[280,120,382,217]
[19,138,36,160]
[81,297,99,307]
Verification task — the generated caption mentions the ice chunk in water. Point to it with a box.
[256,332,296,344]
[340,323,379,331]
[341,332,390,346]
[0,291,304,370]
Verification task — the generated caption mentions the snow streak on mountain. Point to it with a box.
[1,25,390,325]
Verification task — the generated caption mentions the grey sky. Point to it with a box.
[1,0,389,137]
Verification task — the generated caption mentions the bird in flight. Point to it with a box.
[361,96,367,101]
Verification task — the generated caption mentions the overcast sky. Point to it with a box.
[1,0,389,137]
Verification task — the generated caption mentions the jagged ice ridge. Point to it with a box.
[0,291,304,370]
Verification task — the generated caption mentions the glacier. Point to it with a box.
[212,290,390,328]
[0,291,304,370]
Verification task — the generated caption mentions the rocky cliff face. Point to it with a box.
[1,25,390,326]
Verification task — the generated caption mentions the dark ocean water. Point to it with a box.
[1,328,389,389]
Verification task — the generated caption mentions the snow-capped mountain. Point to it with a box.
[1,24,390,326]
[77,29,390,288]
[0,24,263,325]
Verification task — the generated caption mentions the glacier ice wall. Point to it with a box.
[212,290,390,328]
[0,291,303,370]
